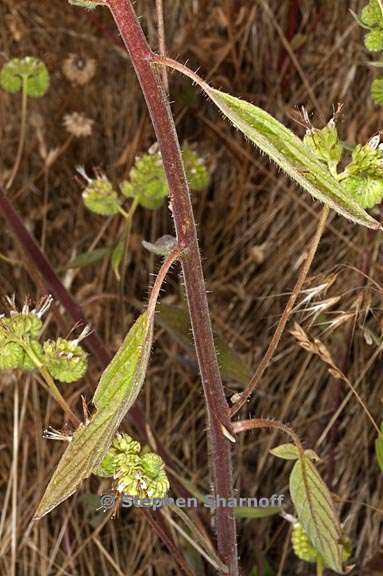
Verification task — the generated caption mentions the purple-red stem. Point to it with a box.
[106,0,238,572]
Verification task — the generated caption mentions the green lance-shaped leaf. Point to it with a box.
[289,454,344,573]
[35,249,179,519]
[64,247,113,270]
[35,311,153,518]
[92,313,152,409]
[166,64,379,228]
[205,87,380,229]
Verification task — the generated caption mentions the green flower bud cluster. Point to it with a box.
[0,298,88,383]
[303,115,383,209]
[345,140,383,177]
[182,145,211,191]
[0,57,49,97]
[0,308,44,371]
[82,176,121,216]
[121,144,209,210]
[341,136,383,208]
[95,433,170,498]
[360,0,383,51]
[303,120,343,177]
[291,522,352,567]
[81,144,209,216]
[42,337,88,383]
[121,151,170,210]
[292,523,319,563]
[357,2,383,104]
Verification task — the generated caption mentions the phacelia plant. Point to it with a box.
[2,2,382,575]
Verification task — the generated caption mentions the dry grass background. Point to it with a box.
[1,0,383,574]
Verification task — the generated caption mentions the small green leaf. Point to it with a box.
[199,85,380,229]
[142,235,177,256]
[35,312,153,518]
[0,57,49,97]
[234,506,281,519]
[65,247,113,269]
[68,0,104,8]
[111,240,125,280]
[270,443,300,460]
[157,304,252,386]
[250,561,273,576]
[289,455,344,573]
[375,425,383,473]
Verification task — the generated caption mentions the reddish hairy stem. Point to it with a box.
[232,418,304,454]
[106,0,238,572]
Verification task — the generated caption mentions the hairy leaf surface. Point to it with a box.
[289,455,343,573]
[35,313,151,518]
[203,87,380,229]
[269,443,300,460]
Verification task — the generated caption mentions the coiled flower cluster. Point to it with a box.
[291,522,351,567]
[80,144,209,216]
[95,433,170,498]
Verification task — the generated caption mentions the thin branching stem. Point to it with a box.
[23,340,80,426]
[232,418,304,454]
[38,367,81,427]
[155,0,168,93]
[231,205,330,416]
[6,77,28,190]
